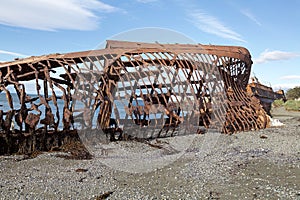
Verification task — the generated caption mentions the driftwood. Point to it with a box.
[0,40,269,155]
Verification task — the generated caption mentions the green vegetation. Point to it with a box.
[272,86,300,111]
[286,86,300,100]
[273,99,285,108]
[272,99,300,111]
[284,100,300,111]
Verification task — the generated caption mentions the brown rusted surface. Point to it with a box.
[246,77,286,115]
[0,40,269,155]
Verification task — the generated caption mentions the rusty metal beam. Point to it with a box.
[0,40,269,155]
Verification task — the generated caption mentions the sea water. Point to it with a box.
[0,93,142,131]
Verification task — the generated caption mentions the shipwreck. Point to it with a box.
[0,40,269,155]
[247,77,286,115]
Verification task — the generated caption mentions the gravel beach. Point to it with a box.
[0,107,299,199]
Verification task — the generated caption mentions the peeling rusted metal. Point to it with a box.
[0,40,269,154]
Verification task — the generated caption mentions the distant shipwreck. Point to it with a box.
[0,40,270,155]
[247,77,286,115]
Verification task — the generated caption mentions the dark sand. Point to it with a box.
[0,107,299,199]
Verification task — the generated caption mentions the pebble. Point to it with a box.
[0,114,299,199]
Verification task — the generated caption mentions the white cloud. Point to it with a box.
[254,49,300,64]
[280,75,300,80]
[0,50,28,57]
[0,0,118,31]
[272,83,300,91]
[188,10,246,43]
[241,9,261,26]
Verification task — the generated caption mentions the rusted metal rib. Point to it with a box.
[0,40,269,154]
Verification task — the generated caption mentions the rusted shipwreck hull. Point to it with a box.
[247,77,286,115]
[0,40,269,155]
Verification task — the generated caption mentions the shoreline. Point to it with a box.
[0,108,299,199]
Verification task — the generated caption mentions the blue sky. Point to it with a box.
[0,0,299,90]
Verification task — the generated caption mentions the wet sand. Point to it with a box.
[0,107,299,199]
